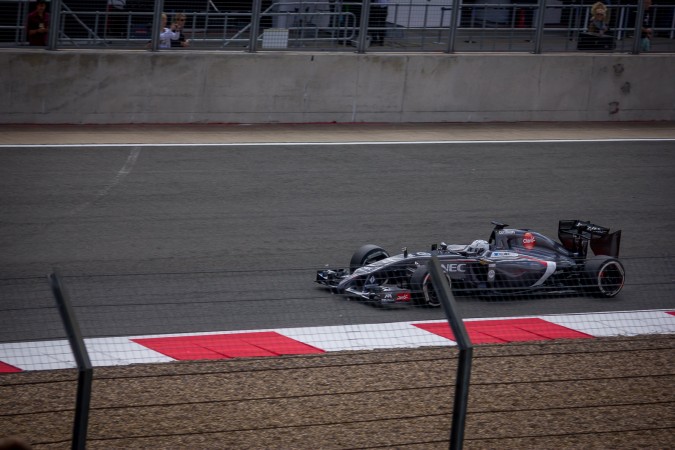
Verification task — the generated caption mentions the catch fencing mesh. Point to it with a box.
[4,0,675,52]
[1,260,674,448]
[1,256,674,370]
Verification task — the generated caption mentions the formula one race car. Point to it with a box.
[316,220,624,307]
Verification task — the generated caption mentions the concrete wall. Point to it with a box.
[1,50,673,124]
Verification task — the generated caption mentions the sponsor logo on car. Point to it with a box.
[523,232,536,250]
[383,292,411,302]
[396,292,411,302]
[491,251,519,257]
[441,263,467,273]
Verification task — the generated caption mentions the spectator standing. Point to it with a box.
[170,13,190,48]
[588,2,609,34]
[159,13,179,49]
[26,0,50,46]
[369,0,388,45]
[640,0,653,51]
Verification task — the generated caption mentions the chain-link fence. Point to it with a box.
[3,0,675,52]
[1,256,674,371]
[1,257,674,448]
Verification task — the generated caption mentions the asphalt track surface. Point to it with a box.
[1,139,674,343]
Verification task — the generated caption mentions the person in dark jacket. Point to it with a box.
[26,0,50,46]
[170,13,190,47]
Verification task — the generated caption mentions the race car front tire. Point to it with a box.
[583,256,625,298]
[349,244,390,273]
[410,267,448,307]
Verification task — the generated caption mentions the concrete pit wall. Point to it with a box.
[1,50,673,124]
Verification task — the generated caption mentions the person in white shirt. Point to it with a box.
[159,13,179,49]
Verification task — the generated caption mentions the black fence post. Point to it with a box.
[46,0,62,50]
[533,0,548,53]
[357,0,372,53]
[249,0,263,52]
[427,256,473,450]
[632,0,647,54]
[49,271,93,450]
[149,0,165,51]
[445,0,462,53]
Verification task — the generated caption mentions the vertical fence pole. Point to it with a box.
[533,0,548,53]
[632,0,646,54]
[49,271,92,450]
[46,0,62,50]
[249,0,263,52]
[150,0,165,51]
[357,0,372,53]
[445,0,462,53]
[427,256,473,450]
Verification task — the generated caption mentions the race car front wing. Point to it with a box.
[316,268,413,304]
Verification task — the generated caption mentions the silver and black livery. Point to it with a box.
[316,220,625,307]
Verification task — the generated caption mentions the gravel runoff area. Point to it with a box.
[1,335,673,449]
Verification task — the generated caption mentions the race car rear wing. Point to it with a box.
[558,219,622,258]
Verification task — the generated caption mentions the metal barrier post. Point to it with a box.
[249,0,262,52]
[632,0,646,54]
[49,271,93,450]
[150,0,165,51]
[533,0,547,53]
[357,0,371,53]
[427,257,473,450]
[446,0,462,53]
[47,0,62,50]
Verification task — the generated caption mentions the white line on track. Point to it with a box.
[66,146,141,216]
[1,138,674,148]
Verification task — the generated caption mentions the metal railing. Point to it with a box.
[3,0,674,53]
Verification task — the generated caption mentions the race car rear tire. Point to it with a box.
[410,267,448,308]
[349,244,390,273]
[583,256,625,298]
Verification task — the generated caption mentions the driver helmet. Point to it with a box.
[467,239,490,255]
